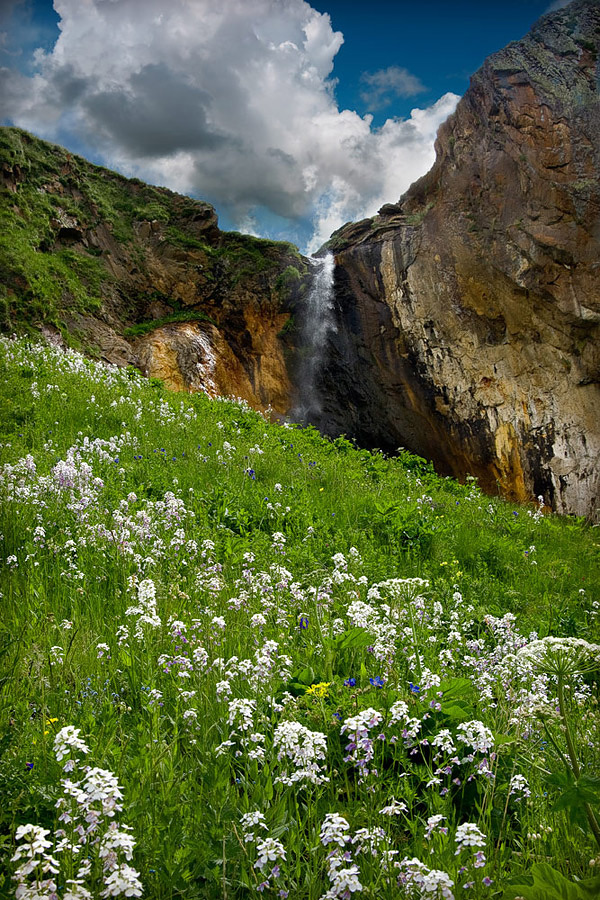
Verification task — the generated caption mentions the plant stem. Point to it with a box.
[557,673,600,850]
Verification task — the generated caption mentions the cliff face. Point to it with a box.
[322,0,600,518]
[0,127,308,415]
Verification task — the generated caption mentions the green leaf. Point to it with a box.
[440,701,472,722]
[295,666,315,685]
[501,863,600,900]
[263,775,273,801]
[438,677,475,700]
[545,771,600,829]
[334,628,372,651]
[286,681,308,696]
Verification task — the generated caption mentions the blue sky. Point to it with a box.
[310,1,560,124]
[0,0,565,251]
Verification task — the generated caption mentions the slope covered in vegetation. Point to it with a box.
[0,127,307,375]
[0,336,599,899]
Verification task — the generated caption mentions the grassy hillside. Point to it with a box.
[0,127,307,352]
[0,336,599,899]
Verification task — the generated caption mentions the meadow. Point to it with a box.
[0,335,599,900]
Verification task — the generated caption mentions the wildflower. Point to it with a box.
[228,698,255,732]
[83,767,124,815]
[456,721,494,754]
[254,837,286,871]
[273,721,328,785]
[215,740,235,756]
[425,815,448,840]
[341,709,383,780]
[399,857,454,900]
[509,774,531,799]
[516,636,600,676]
[97,643,111,659]
[344,678,356,688]
[54,726,90,762]
[379,798,407,816]
[369,676,385,688]
[298,616,309,630]
[455,823,486,853]
[431,729,455,755]
[353,827,385,856]
[240,811,268,835]
[320,813,351,848]
[99,827,136,862]
[50,645,65,664]
[216,680,232,698]
[100,863,143,897]
[324,864,363,897]
[306,682,331,699]
[12,823,53,858]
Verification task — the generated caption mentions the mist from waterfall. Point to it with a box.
[292,252,336,424]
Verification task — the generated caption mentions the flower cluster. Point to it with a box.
[11,726,143,899]
[273,720,329,786]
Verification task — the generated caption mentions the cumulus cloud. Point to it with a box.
[360,65,427,110]
[0,0,459,251]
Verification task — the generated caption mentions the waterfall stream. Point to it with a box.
[292,252,335,423]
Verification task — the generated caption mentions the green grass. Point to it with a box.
[123,310,218,338]
[0,335,599,899]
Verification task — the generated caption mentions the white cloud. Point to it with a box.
[360,65,427,110]
[0,0,459,251]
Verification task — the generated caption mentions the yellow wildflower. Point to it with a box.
[306,682,331,698]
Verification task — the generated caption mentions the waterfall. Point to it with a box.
[292,252,335,423]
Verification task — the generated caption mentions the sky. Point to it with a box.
[0,0,570,252]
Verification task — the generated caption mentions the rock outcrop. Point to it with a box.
[321,0,600,519]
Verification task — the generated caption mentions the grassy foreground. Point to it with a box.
[0,336,599,900]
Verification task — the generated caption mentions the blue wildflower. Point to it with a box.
[370,676,385,688]
[344,677,356,688]
[298,616,309,630]
[409,682,420,693]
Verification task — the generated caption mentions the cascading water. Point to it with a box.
[292,252,336,423]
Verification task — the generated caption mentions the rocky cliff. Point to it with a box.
[0,127,309,416]
[320,0,600,519]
